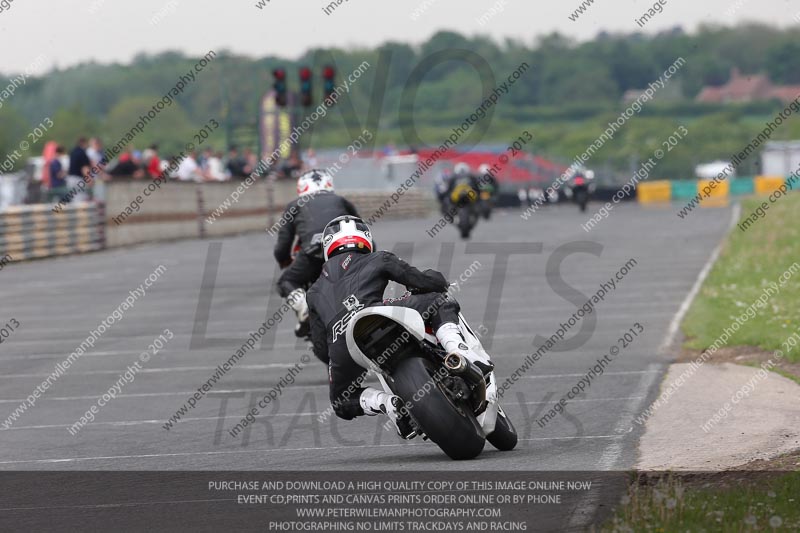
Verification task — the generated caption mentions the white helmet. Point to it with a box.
[454,162,471,176]
[322,215,374,260]
[297,169,334,197]
[478,164,491,175]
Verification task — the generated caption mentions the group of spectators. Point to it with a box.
[105,143,260,182]
[172,146,260,182]
[40,133,331,208]
[44,138,98,202]
[42,138,264,203]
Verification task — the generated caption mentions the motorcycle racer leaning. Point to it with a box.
[274,169,360,339]
[306,215,492,438]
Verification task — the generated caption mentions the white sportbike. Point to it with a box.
[345,295,517,460]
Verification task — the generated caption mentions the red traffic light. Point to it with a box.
[273,67,287,107]
[322,66,335,80]
[299,67,312,81]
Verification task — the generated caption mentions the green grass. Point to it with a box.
[683,193,800,361]
[604,473,800,532]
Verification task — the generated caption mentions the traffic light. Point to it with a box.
[299,66,313,107]
[273,68,287,107]
[322,65,336,101]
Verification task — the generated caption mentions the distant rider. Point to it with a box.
[477,163,498,196]
[274,169,360,339]
[434,166,453,217]
[306,215,492,438]
[476,163,499,218]
[446,163,481,204]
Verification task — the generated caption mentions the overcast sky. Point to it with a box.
[0,0,795,75]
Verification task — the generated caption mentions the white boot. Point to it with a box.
[436,322,469,356]
[436,322,493,373]
[359,388,416,439]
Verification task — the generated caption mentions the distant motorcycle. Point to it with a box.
[450,182,479,239]
[567,174,594,212]
[478,187,494,220]
[345,294,517,460]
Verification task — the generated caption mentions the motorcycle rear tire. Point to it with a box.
[576,191,588,212]
[458,206,473,240]
[392,357,485,460]
[486,407,518,451]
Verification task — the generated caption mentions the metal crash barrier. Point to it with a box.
[0,203,105,262]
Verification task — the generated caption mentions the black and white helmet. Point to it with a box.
[322,215,374,260]
[297,169,334,197]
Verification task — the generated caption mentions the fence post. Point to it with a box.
[196,184,206,239]
[97,201,107,250]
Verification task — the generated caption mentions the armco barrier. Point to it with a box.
[0,203,105,261]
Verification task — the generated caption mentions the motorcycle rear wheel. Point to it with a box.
[576,190,588,212]
[392,357,485,460]
[486,407,518,451]
[458,206,473,239]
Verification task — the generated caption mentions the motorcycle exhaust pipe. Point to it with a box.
[444,352,466,373]
[443,353,485,386]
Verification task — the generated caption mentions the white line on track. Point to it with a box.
[658,203,740,354]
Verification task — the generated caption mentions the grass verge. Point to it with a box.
[682,193,800,361]
[603,471,800,532]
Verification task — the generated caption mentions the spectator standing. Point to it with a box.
[225,146,246,178]
[144,144,161,179]
[243,148,257,176]
[48,146,68,203]
[67,137,92,202]
[86,138,106,167]
[86,138,111,200]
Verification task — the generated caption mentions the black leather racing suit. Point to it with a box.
[274,191,360,297]
[306,251,460,420]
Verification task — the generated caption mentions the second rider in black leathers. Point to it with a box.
[274,169,360,338]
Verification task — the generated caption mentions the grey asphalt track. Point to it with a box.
[0,201,733,477]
